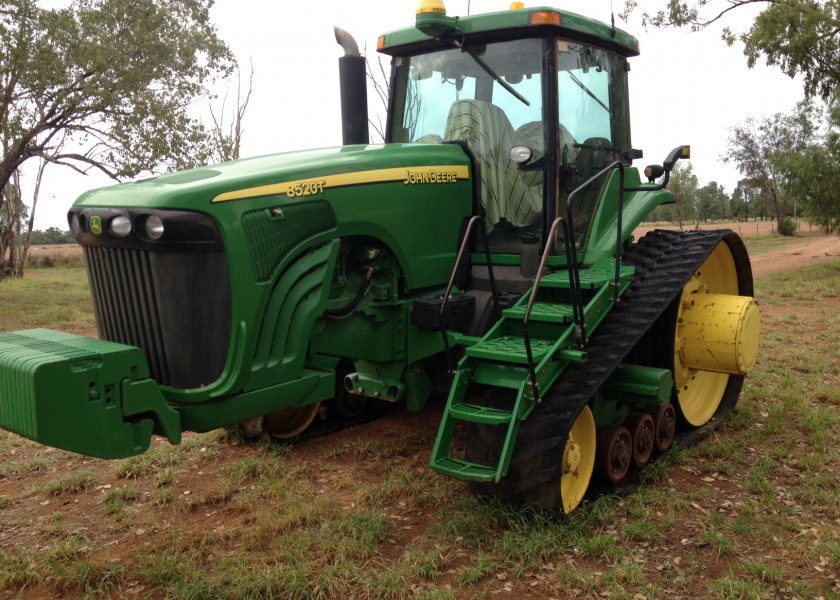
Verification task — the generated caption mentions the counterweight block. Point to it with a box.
[0,329,180,459]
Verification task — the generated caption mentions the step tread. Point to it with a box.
[431,457,497,482]
[448,402,513,425]
[541,265,635,289]
[465,336,553,364]
[503,302,574,323]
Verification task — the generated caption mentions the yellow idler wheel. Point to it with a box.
[264,402,321,441]
[560,405,596,513]
[673,242,761,426]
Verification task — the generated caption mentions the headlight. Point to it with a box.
[144,215,165,240]
[110,215,132,237]
[68,212,80,234]
[509,145,533,164]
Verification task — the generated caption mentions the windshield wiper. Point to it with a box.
[568,72,608,112]
[464,48,530,107]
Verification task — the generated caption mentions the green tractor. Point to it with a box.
[0,1,760,513]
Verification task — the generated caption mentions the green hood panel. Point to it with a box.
[74,144,474,292]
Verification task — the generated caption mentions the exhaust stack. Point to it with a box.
[334,27,370,146]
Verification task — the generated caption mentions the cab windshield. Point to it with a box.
[389,38,546,253]
[388,37,631,253]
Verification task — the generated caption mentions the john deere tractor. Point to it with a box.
[0,2,760,512]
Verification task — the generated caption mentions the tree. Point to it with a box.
[0,170,26,275]
[0,0,234,278]
[206,61,254,163]
[622,1,840,101]
[725,99,819,226]
[777,98,840,231]
[696,180,729,221]
[665,161,700,228]
[732,177,765,220]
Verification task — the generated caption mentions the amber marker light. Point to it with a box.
[510,2,525,9]
[377,36,384,49]
[530,10,561,26]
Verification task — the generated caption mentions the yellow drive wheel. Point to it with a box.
[560,404,596,513]
[672,241,760,426]
[264,402,321,440]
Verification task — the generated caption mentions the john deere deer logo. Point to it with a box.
[90,215,102,235]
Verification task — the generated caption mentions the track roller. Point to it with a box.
[647,402,676,452]
[626,411,655,466]
[596,425,633,483]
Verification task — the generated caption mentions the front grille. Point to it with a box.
[84,246,231,389]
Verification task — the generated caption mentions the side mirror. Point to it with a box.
[662,145,691,172]
[642,145,690,185]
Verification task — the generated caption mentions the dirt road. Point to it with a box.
[748,233,840,277]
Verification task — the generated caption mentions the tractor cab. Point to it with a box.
[380,3,636,257]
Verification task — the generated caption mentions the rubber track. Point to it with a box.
[499,229,753,508]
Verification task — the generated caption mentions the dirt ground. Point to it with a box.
[2,227,839,598]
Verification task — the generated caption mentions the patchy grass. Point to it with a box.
[0,266,94,333]
[741,231,811,255]
[1,259,839,597]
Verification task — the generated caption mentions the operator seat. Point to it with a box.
[443,100,540,232]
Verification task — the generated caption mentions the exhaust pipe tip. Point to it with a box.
[334,26,360,56]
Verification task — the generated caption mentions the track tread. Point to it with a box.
[476,229,754,509]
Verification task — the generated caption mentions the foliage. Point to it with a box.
[28,227,74,245]
[621,0,840,101]
[0,0,236,279]
[649,161,699,225]
[778,215,796,236]
[776,99,840,232]
[725,99,818,226]
[696,180,729,221]
[0,0,233,191]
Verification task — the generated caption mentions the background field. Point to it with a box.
[0,232,839,599]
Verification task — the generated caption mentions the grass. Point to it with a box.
[741,231,810,255]
[39,470,98,497]
[1,261,839,598]
[0,266,94,333]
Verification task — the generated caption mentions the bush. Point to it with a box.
[778,216,797,237]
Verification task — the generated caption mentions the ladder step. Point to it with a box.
[449,402,514,425]
[472,362,529,388]
[465,336,553,364]
[431,457,498,482]
[540,266,635,289]
[503,302,574,323]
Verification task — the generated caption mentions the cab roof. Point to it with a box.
[377,5,639,58]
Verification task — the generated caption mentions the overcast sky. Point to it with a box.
[28,0,806,230]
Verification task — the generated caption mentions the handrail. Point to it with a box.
[439,216,500,373]
[565,159,625,342]
[522,216,580,404]
[521,161,633,402]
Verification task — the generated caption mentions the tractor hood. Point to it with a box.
[73,144,472,213]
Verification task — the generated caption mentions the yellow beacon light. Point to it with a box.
[416,0,446,14]
[510,2,525,8]
[416,0,456,37]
